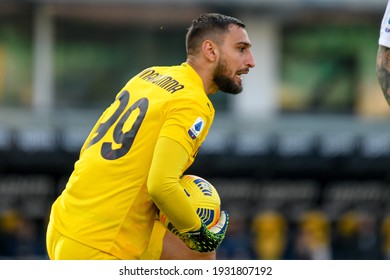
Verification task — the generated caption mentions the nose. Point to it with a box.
[246,50,255,68]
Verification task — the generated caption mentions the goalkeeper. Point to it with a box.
[46,13,255,260]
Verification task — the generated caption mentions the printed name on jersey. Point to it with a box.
[188,117,205,140]
[138,69,184,93]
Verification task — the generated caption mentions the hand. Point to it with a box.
[179,210,229,253]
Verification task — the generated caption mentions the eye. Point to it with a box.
[237,43,251,53]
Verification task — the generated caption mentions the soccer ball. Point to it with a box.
[159,174,221,231]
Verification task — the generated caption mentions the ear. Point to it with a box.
[201,40,218,62]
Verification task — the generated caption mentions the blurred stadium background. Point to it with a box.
[0,0,390,260]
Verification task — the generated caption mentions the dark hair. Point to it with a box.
[185,13,245,55]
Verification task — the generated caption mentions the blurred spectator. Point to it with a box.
[333,210,382,260]
[0,209,20,258]
[332,210,358,259]
[355,212,382,259]
[15,217,40,259]
[217,212,255,260]
[381,214,390,259]
[0,209,46,259]
[251,211,288,260]
[290,210,332,260]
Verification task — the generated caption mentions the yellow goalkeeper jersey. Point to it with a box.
[49,63,215,259]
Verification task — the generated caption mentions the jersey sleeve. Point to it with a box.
[147,93,212,234]
[159,95,212,156]
[147,137,202,233]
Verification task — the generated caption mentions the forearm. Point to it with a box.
[376,45,390,106]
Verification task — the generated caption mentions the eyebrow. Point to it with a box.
[237,42,252,48]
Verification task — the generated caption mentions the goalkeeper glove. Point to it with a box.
[176,210,229,253]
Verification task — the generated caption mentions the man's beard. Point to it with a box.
[213,59,243,94]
